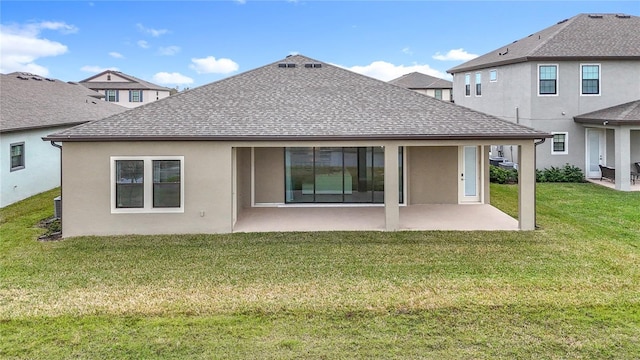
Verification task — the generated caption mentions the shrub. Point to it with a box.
[491,163,586,184]
[490,165,518,184]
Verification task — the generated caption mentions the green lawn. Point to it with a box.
[1,184,639,359]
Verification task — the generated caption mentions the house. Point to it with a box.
[389,72,453,101]
[79,70,172,108]
[0,72,126,207]
[44,55,549,237]
[447,13,640,191]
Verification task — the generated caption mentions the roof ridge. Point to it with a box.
[527,14,578,56]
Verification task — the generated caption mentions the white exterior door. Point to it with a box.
[586,129,605,178]
[459,146,480,203]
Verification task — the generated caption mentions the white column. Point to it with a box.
[518,141,536,230]
[614,126,631,191]
[384,144,400,231]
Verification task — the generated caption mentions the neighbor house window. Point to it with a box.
[551,132,568,155]
[106,89,119,102]
[111,156,184,213]
[10,142,25,171]
[475,73,482,96]
[581,64,600,95]
[490,69,497,82]
[539,65,558,95]
[130,90,143,102]
[434,89,443,100]
[465,74,471,96]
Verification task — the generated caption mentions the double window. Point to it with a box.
[464,74,471,96]
[130,90,143,102]
[538,65,558,95]
[111,156,184,213]
[475,73,482,96]
[581,64,600,95]
[551,132,568,155]
[10,143,25,171]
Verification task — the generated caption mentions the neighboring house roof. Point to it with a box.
[79,70,171,91]
[388,72,452,90]
[45,55,549,142]
[448,13,640,74]
[574,100,640,126]
[0,72,127,133]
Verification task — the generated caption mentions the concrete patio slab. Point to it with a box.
[586,178,640,191]
[233,204,519,233]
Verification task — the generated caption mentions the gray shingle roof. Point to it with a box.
[79,70,171,91]
[448,13,640,74]
[574,100,640,126]
[1,72,127,133]
[389,72,452,90]
[46,55,549,141]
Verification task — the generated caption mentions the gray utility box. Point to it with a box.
[54,196,62,219]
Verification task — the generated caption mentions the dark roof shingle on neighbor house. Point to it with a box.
[574,100,640,126]
[448,13,640,74]
[388,72,453,90]
[0,72,127,133]
[46,55,549,142]
[79,70,171,91]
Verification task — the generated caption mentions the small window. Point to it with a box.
[107,74,111,81]
[10,143,25,171]
[111,156,184,213]
[475,73,482,96]
[130,90,143,102]
[465,74,471,96]
[539,65,558,95]
[490,70,497,82]
[581,64,600,95]
[106,89,118,102]
[434,89,442,100]
[551,132,568,154]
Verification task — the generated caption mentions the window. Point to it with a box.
[434,89,442,100]
[465,74,471,96]
[490,69,497,82]
[106,89,119,102]
[581,64,600,95]
[551,132,568,155]
[130,90,143,102]
[111,156,183,213]
[475,73,482,96]
[539,65,557,95]
[10,142,25,171]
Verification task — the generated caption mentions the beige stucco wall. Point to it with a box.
[61,141,233,237]
[254,147,284,204]
[237,147,252,210]
[407,146,458,204]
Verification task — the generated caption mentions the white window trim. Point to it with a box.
[538,64,559,97]
[110,156,185,214]
[475,72,482,97]
[464,73,471,97]
[551,132,569,155]
[580,63,601,96]
[489,69,497,82]
[10,142,25,172]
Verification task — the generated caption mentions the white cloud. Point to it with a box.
[339,61,449,82]
[81,65,119,73]
[234,0,246,4]
[0,21,76,76]
[109,51,124,59]
[137,40,150,49]
[152,72,194,85]
[158,45,181,56]
[136,23,169,37]
[432,48,478,61]
[402,47,413,55]
[189,56,239,74]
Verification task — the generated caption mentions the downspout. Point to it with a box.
[533,138,546,229]
[50,141,62,229]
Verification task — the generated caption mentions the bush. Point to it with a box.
[492,163,586,184]
[490,165,518,184]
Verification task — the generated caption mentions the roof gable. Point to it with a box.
[389,72,452,89]
[79,70,171,91]
[448,13,640,73]
[47,55,548,141]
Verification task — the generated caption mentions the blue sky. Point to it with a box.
[1,1,638,89]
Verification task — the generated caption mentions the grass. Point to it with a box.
[1,184,639,358]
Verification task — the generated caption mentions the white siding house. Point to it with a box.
[79,70,172,108]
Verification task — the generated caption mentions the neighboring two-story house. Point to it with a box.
[389,72,453,102]
[448,13,640,191]
[79,70,172,108]
[0,72,125,207]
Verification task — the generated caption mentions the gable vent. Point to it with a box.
[616,14,631,19]
[304,63,322,68]
[588,14,603,19]
[278,63,296,68]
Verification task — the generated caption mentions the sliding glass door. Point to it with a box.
[285,147,401,204]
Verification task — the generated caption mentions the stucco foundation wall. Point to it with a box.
[408,146,458,204]
[61,141,233,237]
[254,147,284,204]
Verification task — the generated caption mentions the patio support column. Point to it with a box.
[384,144,399,231]
[518,141,536,230]
[614,126,631,191]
